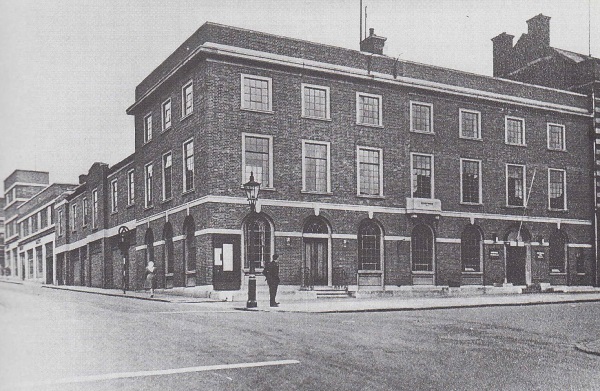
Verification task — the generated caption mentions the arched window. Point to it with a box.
[163,223,174,274]
[358,220,381,270]
[461,225,482,272]
[412,224,434,272]
[244,215,271,269]
[549,229,567,273]
[145,228,154,265]
[304,217,328,234]
[183,217,196,272]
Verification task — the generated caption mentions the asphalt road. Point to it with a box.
[1,283,600,391]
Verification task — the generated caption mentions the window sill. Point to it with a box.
[505,142,527,147]
[550,272,567,275]
[357,269,382,274]
[241,107,274,115]
[547,148,567,152]
[185,270,196,275]
[356,122,383,129]
[301,190,333,196]
[162,126,172,133]
[110,211,118,215]
[165,273,174,277]
[462,271,483,275]
[548,208,568,213]
[504,205,526,209]
[144,206,154,211]
[301,115,331,122]
[577,273,586,276]
[182,189,195,196]
[162,197,173,204]
[410,129,434,135]
[459,136,482,141]
[126,203,135,209]
[460,202,483,206]
[411,271,434,275]
[143,139,152,145]
[180,112,193,122]
[356,194,385,200]
[240,185,276,192]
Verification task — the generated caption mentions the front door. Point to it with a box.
[506,245,526,285]
[213,234,241,290]
[304,239,328,286]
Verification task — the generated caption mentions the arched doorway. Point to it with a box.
[504,226,531,285]
[163,223,174,288]
[183,216,196,287]
[303,216,331,287]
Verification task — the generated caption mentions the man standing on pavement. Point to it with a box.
[263,254,280,307]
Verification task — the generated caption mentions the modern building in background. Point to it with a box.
[15,14,599,294]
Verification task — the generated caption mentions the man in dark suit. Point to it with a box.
[263,254,280,307]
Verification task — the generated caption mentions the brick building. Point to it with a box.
[4,170,50,278]
[0,198,4,273]
[492,14,600,285]
[55,19,596,295]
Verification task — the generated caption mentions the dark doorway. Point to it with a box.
[304,239,328,286]
[213,234,241,290]
[506,246,526,285]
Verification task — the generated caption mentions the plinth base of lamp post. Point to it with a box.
[246,274,257,308]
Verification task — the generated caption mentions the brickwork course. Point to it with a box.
[21,14,599,294]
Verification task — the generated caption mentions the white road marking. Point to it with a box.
[153,310,240,314]
[10,360,300,388]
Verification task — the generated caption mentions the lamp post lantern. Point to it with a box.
[242,172,261,308]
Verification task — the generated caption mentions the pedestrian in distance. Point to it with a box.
[144,261,156,298]
[263,253,280,307]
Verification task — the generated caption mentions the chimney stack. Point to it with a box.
[491,32,514,77]
[526,14,551,47]
[360,28,387,55]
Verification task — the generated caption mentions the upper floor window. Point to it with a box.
[357,146,383,196]
[302,140,330,193]
[127,170,135,205]
[163,152,172,200]
[302,84,330,120]
[548,168,566,210]
[182,81,193,117]
[92,189,98,228]
[459,109,481,139]
[82,198,88,226]
[143,114,152,143]
[547,123,565,151]
[505,116,525,146]
[356,92,382,126]
[242,133,273,188]
[31,214,38,233]
[506,164,525,207]
[48,206,53,225]
[111,179,118,213]
[410,101,433,133]
[58,210,63,236]
[183,140,194,192]
[411,153,434,199]
[71,204,77,231]
[460,158,482,204]
[145,163,154,208]
[241,74,272,112]
[162,99,172,130]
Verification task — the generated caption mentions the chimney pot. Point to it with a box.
[369,28,374,36]
[360,28,387,55]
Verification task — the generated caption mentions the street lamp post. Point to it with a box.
[243,172,261,309]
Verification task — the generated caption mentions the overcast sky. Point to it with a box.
[0,0,598,193]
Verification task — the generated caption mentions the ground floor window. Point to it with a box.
[358,220,381,270]
[183,217,196,272]
[412,224,434,272]
[244,214,271,269]
[461,225,482,272]
[549,230,567,273]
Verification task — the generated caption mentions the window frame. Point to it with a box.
[358,220,383,271]
[356,145,384,197]
[410,152,435,199]
[240,74,273,113]
[144,162,154,209]
[127,169,135,206]
[82,198,88,227]
[110,179,118,213]
[504,116,526,146]
[356,92,383,127]
[161,98,172,131]
[241,133,274,189]
[71,203,77,232]
[505,163,526,207]
[547,168,567,211]
[459,108,482,140]
[461,225,483,273]
[547,123,566,151]
[410,101,434,134]
[181,80,194,118]
[143,113,152,144]
[92,189,98,228]
[162,151,173,201]
[411,224,435,273]
[459,158,482,205]
[302,139,331,194]
[182,138,195,193]
[301,83,330,120]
